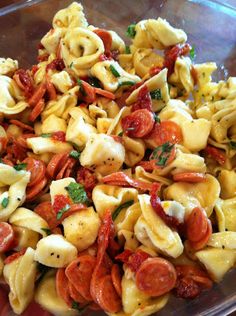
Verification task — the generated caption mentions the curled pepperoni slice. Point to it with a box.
[136,258,177,297]
[121,109,155,138]
[204,145,226,165]
[68,282,87,304]
[65,255,96,301]
[46,153,69,179]
[9,120,34,132]
[173,172,206,183]
[186,207,208,243]
[79,80,96,104]
[0,222,15,253]
[28,83,46,107]
[23,157,46,188]
[29,99,45,122]
[145,121,182,146]
[56,269,72,307]
[189,220,212,251]
[111,264,122,297]
[4,248,27,265]
[26,176,48,201]
[34,201,57,229]
[93,29,112,56]
[94,88,115,100]
[95,275,122,313]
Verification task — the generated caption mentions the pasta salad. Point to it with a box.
[0,2,236,316]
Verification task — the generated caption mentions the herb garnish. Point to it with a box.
[71,301,88,314]
[41,133,52,138]
[153,113,161,123]
[112,200,134,220]
[118,131,124,137]
[1,197,9,208]
[41,228,52,235]
[69,62,74,68]
[151,142,174,167]
[229,141,236,149]
[88,76,101,88]
[189,45,196,61]
[69,150,80,159]
[150,89,162,100]
[77,79,87,96]
[125,45,131,54]
[126,24,136,38]
[13,163,27,171]
[110,65,120,77]
[118,81,135,87]
[56,204,70,220]
[65,182,89,205]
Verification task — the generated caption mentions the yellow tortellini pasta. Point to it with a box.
[215,197,236,232]
[51,70,73,93]
[41,114,67,133]
[0,57,18,76]
[27,136,73,154]
[3,247,37,314]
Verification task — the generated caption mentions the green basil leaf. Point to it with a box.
[151,142,174,167]
[69,150,80,159]
[125,45,131,54]
[112,200,134,220]
[189,45,196,61]
[126,24,136,38]
[41,133,52,138]
[118,81,135,87]
[1,197,9,208]
[69,62,74,68]
[88,76,101,88]
[13,163,27,171]
[56,204,70,220]
[150,89,162,100]
[65,182,89,205]
[118,131,124,137]
[110,65,120,78]
[153,113,161,123]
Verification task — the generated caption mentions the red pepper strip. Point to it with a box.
[204,145,226,165]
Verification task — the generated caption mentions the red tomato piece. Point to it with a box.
[115,249,133,263]
[111,264,122,297]
[131,85,152,112]
[46,58,65,72]
[13,69,34,98]
[51,131,66,142]
[121,109,155,138]
[4,248,26,264]
[79,80,96,104]
[149,66,163,77]
[94,275,122,313]
[204,145,226,165]
[65,255,96,301]
[93,29,112,56]
[56,268,72,307]
[77,167,97,194]
[127,250,151,272]
[164,43,191,76]
[150,186,180,228]
[186,207,208,243]
[173,172,206,183]
[52,194,71,213]
[0,223,15,253]
[136,258,177,296]
[145,121,183,146]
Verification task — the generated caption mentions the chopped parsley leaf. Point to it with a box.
[112,200,134,220]
[189,45,196,61]
[229,141,236,149]
[71,301,88,314]
[118,81,135,87]
[13,163,27,171]
[41,228,52,235]
[69,150,80,159]
[153,113,161,123]
[56,204,70,220]
[77,79,87,96]
[125,45,131,54]
[126,24,136,38]
[1,197,9,208]
[151,142,174,167]
[118,131,124,137]
[69,62,74,68]
[150,89,162,100]
[110,65,120,77]
[41,133,52,138]
[65,182,89,205]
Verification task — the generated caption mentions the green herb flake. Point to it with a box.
[69,150,80,159]
[153,113,161,124]
[112,200,134,220]
[69,62,74,68]
[189,45,196,61]
[118,131,124,137]
[125,45,131,54]
[41,133,52,138]
[71,301,88,314]
[126,24,136,38]
[1,197,9,208]
[65,182,89,205]
[41,228,52,235]
[110,65,120,78]
[151,142,174,167]
[77,79,87,96]
[118,81,135,87]
[88,76,101,88]
[150,89,162,100]
[229,141,236,149]
[13,163,27,171]
[56,204,70,220]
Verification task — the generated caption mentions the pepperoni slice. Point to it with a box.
[23,157,46,188]
[28,83,47,107]
[26,176,48,201]
[79,80,96,104]
[0,222,15,253]
[93,29,112,56]
[204,145,226,165]
[77,167,97,195]
[51,131,66,142]
[131,85,152,112]
[29,99,45,122]
[68,282,87,304]
[136,258,177,297]
[94,88,115,100]
[189,220,212,250]
[9,120,34,132]
[65,255,96,301]
[56,268,72,307]
[121,109,155,138]
[46,80,57,100]
[46,153,69,179]
[186,207,208,243]
[173,172,206,183]
[145,121,182,146]
[97,211,114,263]
[4,248,27,264]
[111,264,122,297]
[34,201,58,229]
[95,275,122,313]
